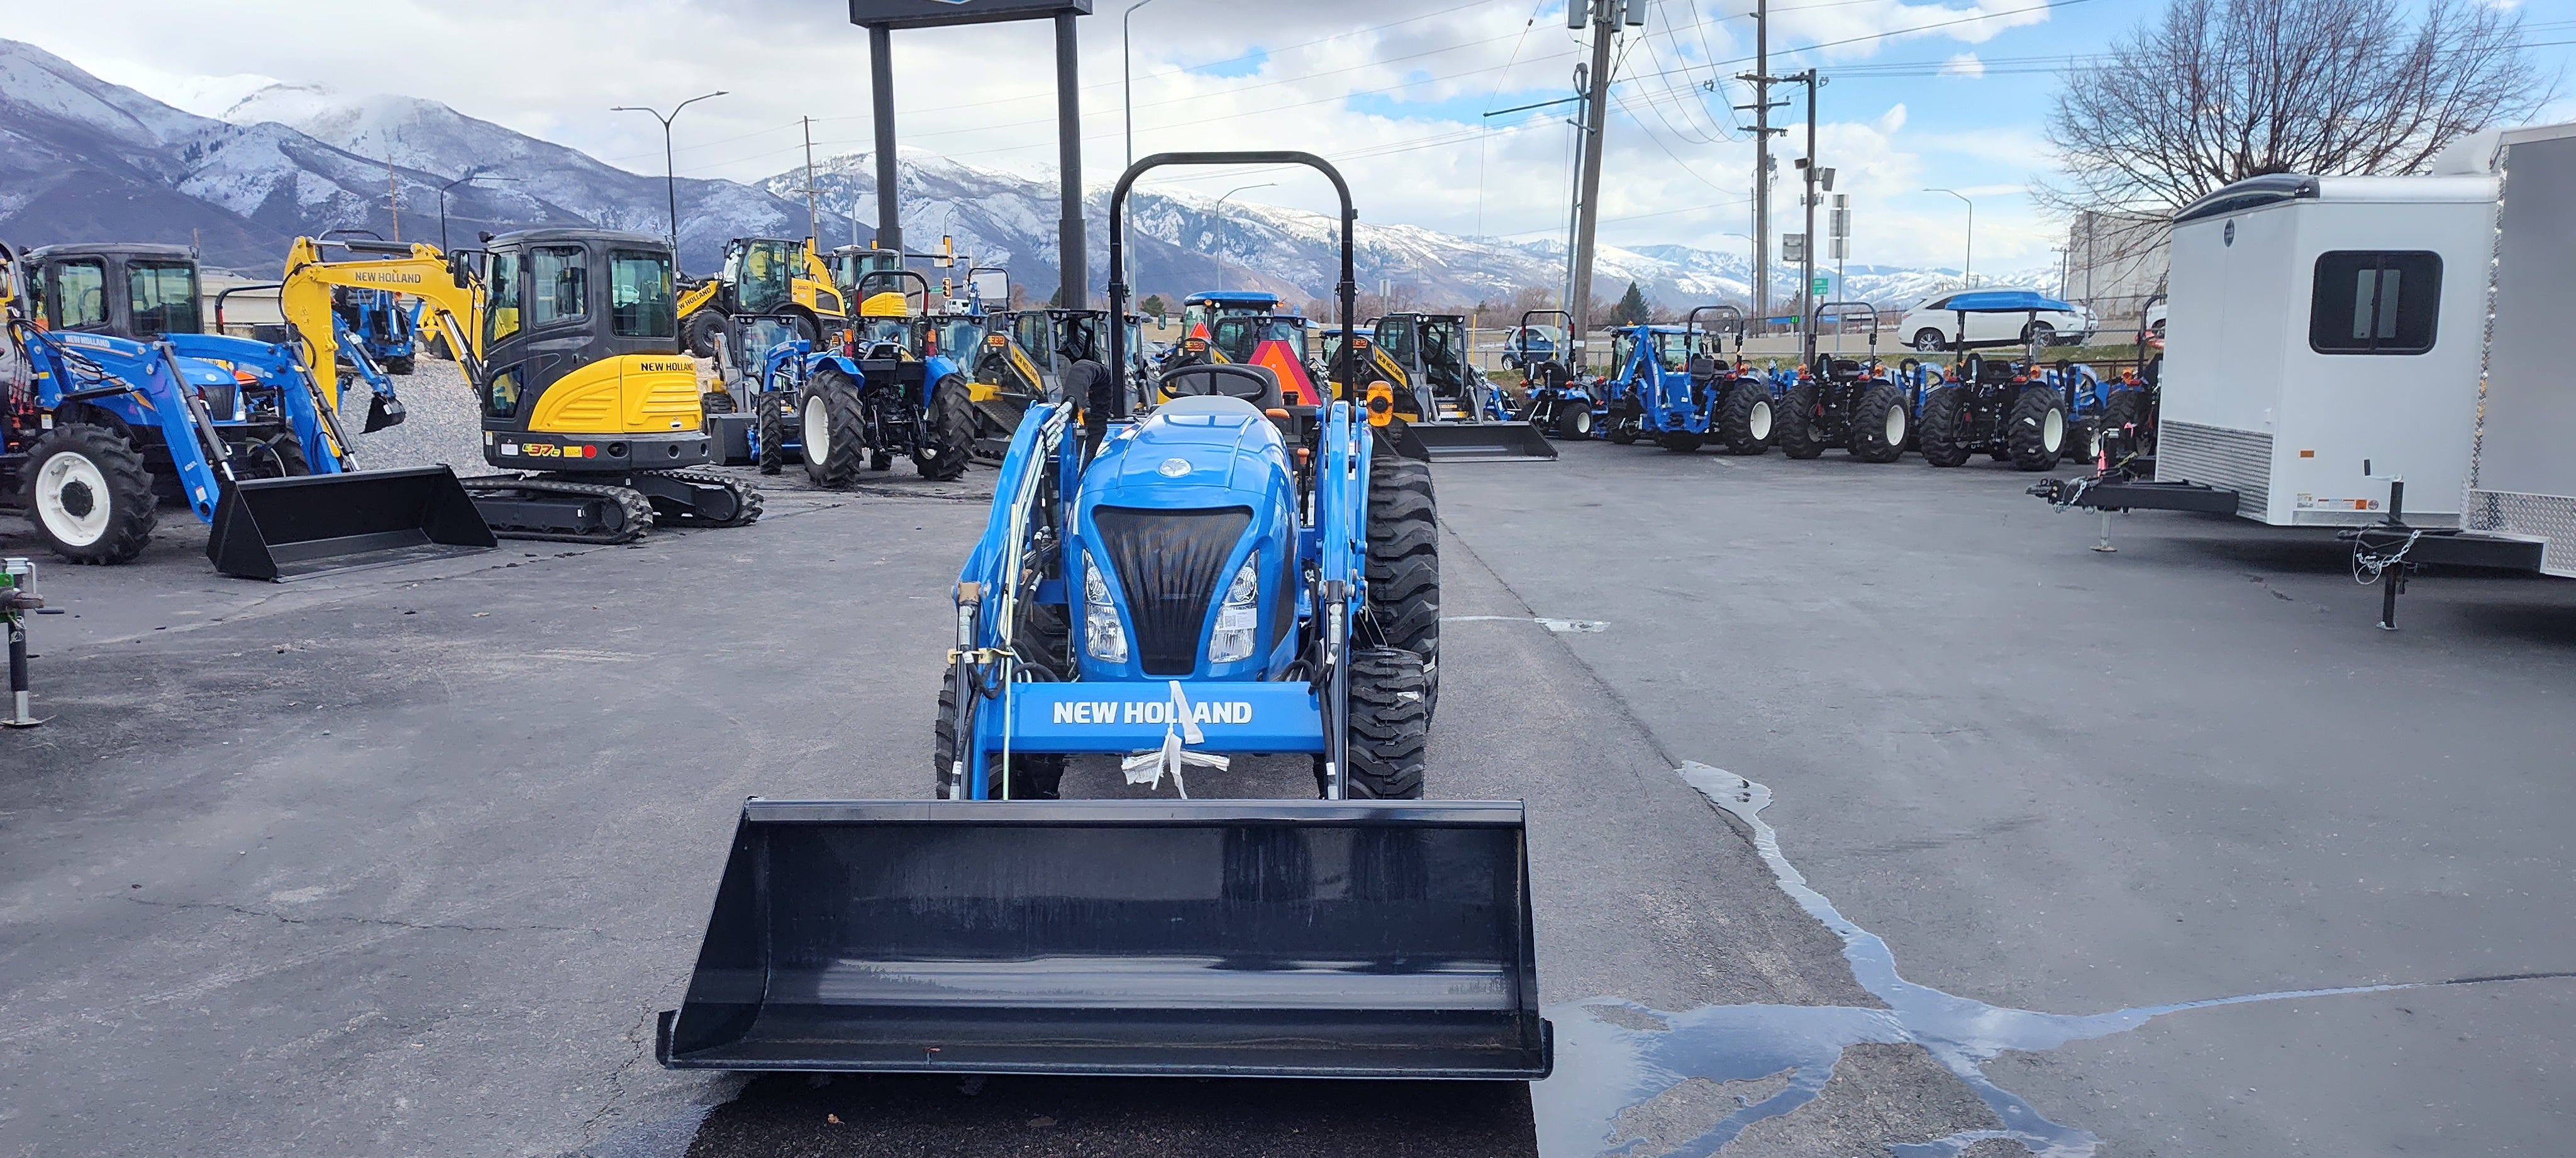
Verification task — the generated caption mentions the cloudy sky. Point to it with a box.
[21,0,2576,276]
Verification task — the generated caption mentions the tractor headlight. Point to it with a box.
[1083,554,1127,664]
[1208,561,1259,664]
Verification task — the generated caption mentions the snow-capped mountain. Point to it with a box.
[1,37,2039,307]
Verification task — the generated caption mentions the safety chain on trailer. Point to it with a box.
[2350,528,2428,586]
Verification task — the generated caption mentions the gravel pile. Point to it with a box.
[345,358,487,472]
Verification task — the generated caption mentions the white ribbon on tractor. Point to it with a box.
[1121,681,1230,798]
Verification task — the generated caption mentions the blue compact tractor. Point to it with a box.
[1772,301,1911,463]
[1909,292,2078,471]
[745,268,979,484]
[1509,308,1599,439]
[1597,316,1731,453]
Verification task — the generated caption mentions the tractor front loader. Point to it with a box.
[657,152,1548,1084]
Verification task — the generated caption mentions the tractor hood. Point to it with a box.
[40,330,259,393]
[1082,398,1292,505]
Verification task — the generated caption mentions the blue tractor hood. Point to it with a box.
[1943,290,2075,313]
[1082,397,1292,504]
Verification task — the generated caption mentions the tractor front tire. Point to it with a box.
[1848,382,1911,463]
[1345,646,1429,800]
[19,424,157,565]
[1366,451,1441,720]
[1716,382,1774,455]
[1916,385,1972,467]
[755,392,787,475]
[1775,383,1824,459]
[913,375,976,481]
[683,311,724,359]
[935,678,1063,800]
[2007,386,2068,471]
[800,368,870,488]
[1553,399,1594,439]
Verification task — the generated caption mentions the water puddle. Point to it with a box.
[1533,763,2455,1158]
[1445,615,1610,633]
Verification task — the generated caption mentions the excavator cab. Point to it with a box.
[23,244,203,341]
[479,228,709,474]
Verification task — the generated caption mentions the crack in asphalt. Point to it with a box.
[1531,763,2576,1158]
[119,894,618,939]
[579,1003,664,1144]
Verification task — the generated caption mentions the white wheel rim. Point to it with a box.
[1747,400,1772,441]
[1884,404,1907,447]
[803,396,831,464]
[2043,407,2065,453]
[36,453,111,548]
[1573,409,1592,434]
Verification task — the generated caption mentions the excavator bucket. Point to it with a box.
[1398,420,1560,462]
[208,465,496,581]
[657,798,1552,1080]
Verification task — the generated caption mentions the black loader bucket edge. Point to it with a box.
[209,466,497,582]
[1402,421,1560,462]
[658,798,1551,1080]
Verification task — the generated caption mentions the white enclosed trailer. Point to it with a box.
[2155,172,2498,524]
[2458,123,2576,577]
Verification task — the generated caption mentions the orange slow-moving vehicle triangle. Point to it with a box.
[1250,339,1319,404]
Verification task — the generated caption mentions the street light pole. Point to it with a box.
[1123,0,1162,170]
[613,91,728,259]
[1926,187,1973,289]
[1209,182,1275,292]
[438,167,514,253]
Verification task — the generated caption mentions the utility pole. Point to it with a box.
[1562,62,1589,318]
[1567,0,1637,360]
[387,153,401,243]
[1797,69,1818,367]
[1735,0,1780,329]
[802,116,820,245]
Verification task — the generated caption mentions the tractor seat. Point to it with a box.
[1829,358,1865,378]
[1160,363,1283,409]
[1687,354,1721,378]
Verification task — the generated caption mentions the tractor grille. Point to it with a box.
[2158,421,2271,520]
[1094,506,1253,675]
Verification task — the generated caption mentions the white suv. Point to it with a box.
[1899,292,2096,351]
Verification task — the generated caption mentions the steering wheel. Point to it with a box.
[1160,363,1272,402]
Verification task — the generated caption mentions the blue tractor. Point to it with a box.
[1684,305,1777,455]
[1770,301,1912,463]
[2,242,487,578]
[1507,308,1599,439]
[318,231,423,375]
[1909,291,2079,471]
[741,268,979,484]
[655,150,1546,1087]
[1597,321,1726,452]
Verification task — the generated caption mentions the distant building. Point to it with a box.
[2063,210,2168,331]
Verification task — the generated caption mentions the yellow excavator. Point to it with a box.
[674,237,845,358]
[281,232,760,543]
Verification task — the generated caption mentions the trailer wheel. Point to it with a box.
[1848,382,1911,463]
[801,367,869,488]
[1716,382,1773,455]
[20,424,158,565]
[935,679,1064,800]
[684,311,724,358]
[755,392,787,475]
[1366,451,1440,720]
[1553,399,1593,439]
[1913,329,1946,352]
[2007,386,2068,471]
[1345,646,1428,800]
[1775,383,1824,459]
[1916,385,1972,467]
[913,375,977,481]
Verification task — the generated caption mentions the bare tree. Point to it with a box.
[2046,0,2548,217]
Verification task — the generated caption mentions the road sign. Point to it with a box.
[1812,277,1830,297]
[1783,233,1807,262]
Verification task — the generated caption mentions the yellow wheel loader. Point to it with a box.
[675,237,846,360]
[282,232,760,543]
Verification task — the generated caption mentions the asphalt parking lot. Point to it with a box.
[4,436,2573,1157]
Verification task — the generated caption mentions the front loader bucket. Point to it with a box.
[208,466,497,582]
[1400,421,1559,462]
[658,798,1551,1080]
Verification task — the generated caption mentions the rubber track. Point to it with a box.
[454,475,655,545]
[652,470,765,528]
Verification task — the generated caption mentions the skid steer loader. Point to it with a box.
[1360,312,1555,461]
[658,152,1548,1083]
[4,241,492,580]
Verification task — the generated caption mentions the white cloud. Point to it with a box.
[1940,52,1985,79]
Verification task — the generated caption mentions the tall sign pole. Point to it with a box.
[1568,0,1632,356]
[1055,12,1087,308]
[1798,69,1818,368]
[868,25,902,255]
[1743,0,1772,326]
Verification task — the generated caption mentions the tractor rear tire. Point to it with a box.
[1716,382,1774,455]
[1345,646,1429,800]
[19,424,158,565]
[2007,386,2068,471]
[684,311,723,359]
[1657,430,1703,453]
[2102,388,2148,448]
[935,679,1063,800]
[755,392,787,475]
[801,367,869,488]
[913,374,976,481]
[1366,451,1440,720]
[1916,385,1972,467]
[1605,421,1639,445]
[1848,382,1911,463]
[1775,383,1824,459]
[1553,399,1594,439]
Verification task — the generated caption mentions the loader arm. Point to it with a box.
[279,238,486,413]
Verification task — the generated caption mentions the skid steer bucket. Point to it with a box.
[1398,420,1559,462]
[208,466,497,581]
[658,798,1551,1080]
